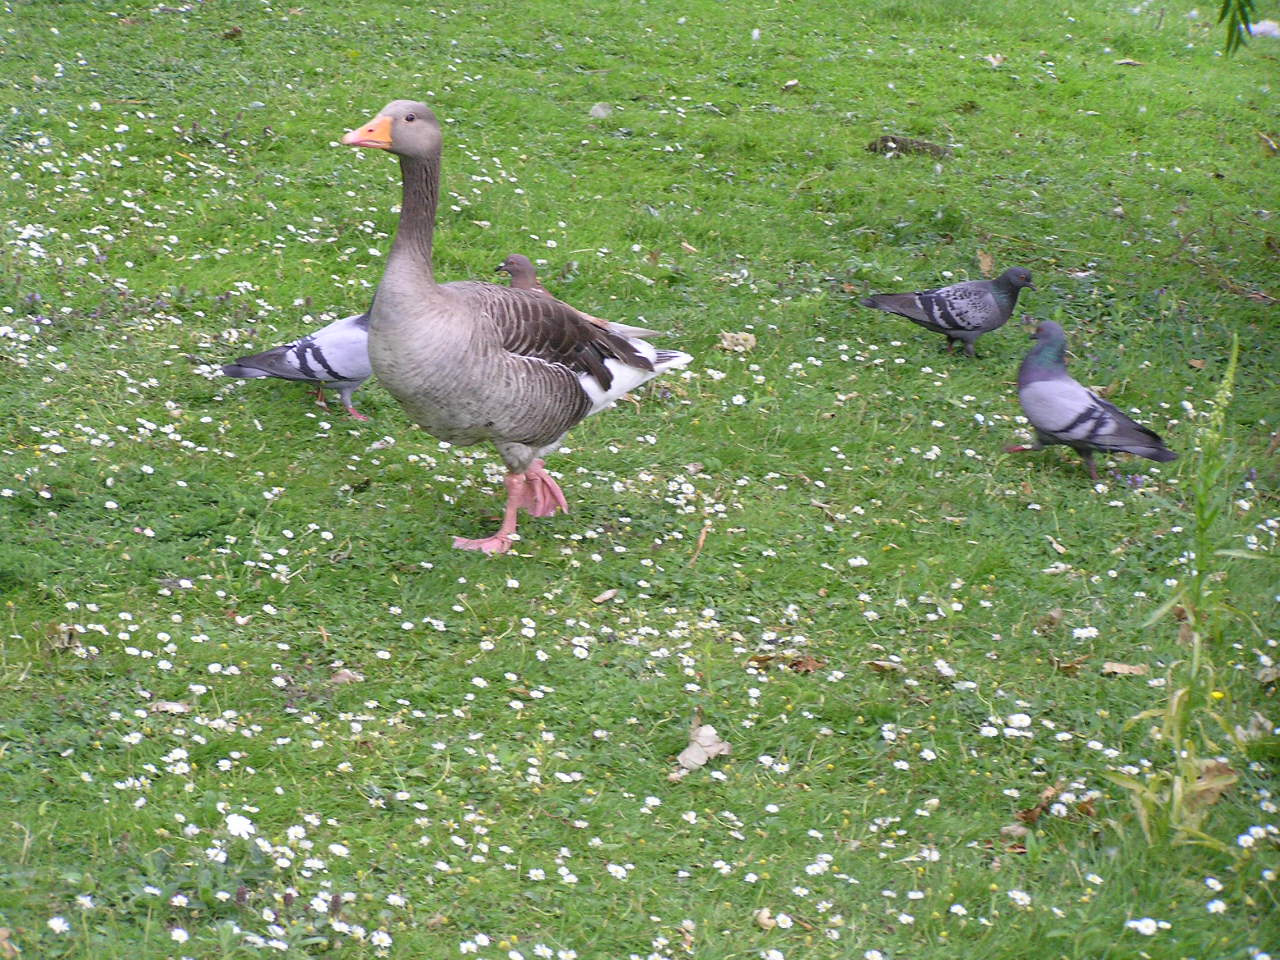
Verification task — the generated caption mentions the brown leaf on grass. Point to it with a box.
[1101,661,1150,676]
[1051,653,1090,675]
[1178,622,1195,645]
[787,655,827,674]
[1188,760,1237,811]
[984,53,1006,67]
[1000,822,1029,840]
[781,79,800,91]
[331,668,364,685]
[1172,604,1189,621]
[671,720,732,780]
[1016,780,1065,824]
[1076,798,1098,817]
[150,700,191,714]
[1188,358,1206,370]
[1259,132,1279,154]
[0,927,18,960]
[1257,665,1280,684]
[1036,608,1065,634]
[1021,480,1035,497]
[1045,535,1068,555]
[718,331,757,352]
[222,25,243,39]
[864,659,905,673]
[1113,58,1143,66]
[977,249,996,277]
[754,907,777,930]
[591,588,619,604]
[746,653,776,667]
[680,240,699,254]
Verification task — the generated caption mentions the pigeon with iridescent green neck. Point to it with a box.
[1004,320,1177,480]
[861,266,1034,357]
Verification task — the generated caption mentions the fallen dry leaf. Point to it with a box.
[1016,780,1065,824]
[718,331,757,352]
[1113,58,1143,66]
[1188,760,1237,811]
[331,668,364,685]
[1046,534,1068,555]
[984,53,1006,67]
[864,659,905,673]
[1000,822,1029,840]
[781,78,800,91]
[1234,711,1274,742]
[1051,652,1090,676]
[680,240,699,254]
[1188,358,1206,370]
[977,249,996,277]
[1036,607,1065,634]
[754,907,777,930]
[672,721,732,780]
[591,588,619,604]
[0,927,17,960]
[788,655,827,674]
[150,700,191,714]
[1101,661,1150,677]
[1076,798,1098,817]
[1257,665,1280,684]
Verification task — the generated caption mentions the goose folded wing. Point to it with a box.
[471,285,655,391]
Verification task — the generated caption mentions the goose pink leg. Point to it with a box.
[453,473,529,554]
[523,459,569,517]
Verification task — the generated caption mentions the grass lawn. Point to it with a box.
[2,0,1278,957]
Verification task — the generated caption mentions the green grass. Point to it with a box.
[2,0,1278,957]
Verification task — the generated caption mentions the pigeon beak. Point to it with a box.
[1027,282,1036,291]
[494,264,505,274]
[342,114,393,150]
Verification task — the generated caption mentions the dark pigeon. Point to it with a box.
[495,253,550,295]
[222,311,372,420]
[1004,320,1177,480]
[861,266,1034,357]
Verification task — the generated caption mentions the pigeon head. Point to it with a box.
[343,100,441,161]
[1000,267,1035,291]
[1032,320,1066,343]
[496,253,536,277]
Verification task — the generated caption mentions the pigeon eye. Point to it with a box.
[405,113,416,122]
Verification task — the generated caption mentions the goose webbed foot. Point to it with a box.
[453,473,528,554]
[523,459,569,517]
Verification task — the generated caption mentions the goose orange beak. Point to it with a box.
[342,114,392,150]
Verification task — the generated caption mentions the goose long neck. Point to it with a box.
[389,153,440,281]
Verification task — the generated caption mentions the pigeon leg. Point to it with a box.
[944,339,957,354]
[964,341,978,359]
[523,459,569,517]
[1003,443,1035,454]
[1082,453,1099,482]
[345,405,370,422]
[312,387,332,410]
[453,472,530,554]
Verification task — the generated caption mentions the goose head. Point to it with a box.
[342,100,441,160]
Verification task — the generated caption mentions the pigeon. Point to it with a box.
[1004,320,1177,480]
[860,266,1034,357]
[221,311,372,420]
[496,253,661,340]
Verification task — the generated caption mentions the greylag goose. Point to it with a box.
[222,311,372,420]
[342,100,692,554]
[496,253,661,340]
[861,266,1034,357]
[1004,320,1177,480]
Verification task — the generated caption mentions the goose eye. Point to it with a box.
[405,113,416,122]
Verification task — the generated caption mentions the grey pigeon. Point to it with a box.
[222,311,372,420]
[861,266,1034,357]
[1004,320,1177,480]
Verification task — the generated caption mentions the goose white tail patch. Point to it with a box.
[578,339,691,415]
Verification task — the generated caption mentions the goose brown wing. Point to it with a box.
[458,283,654,391]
